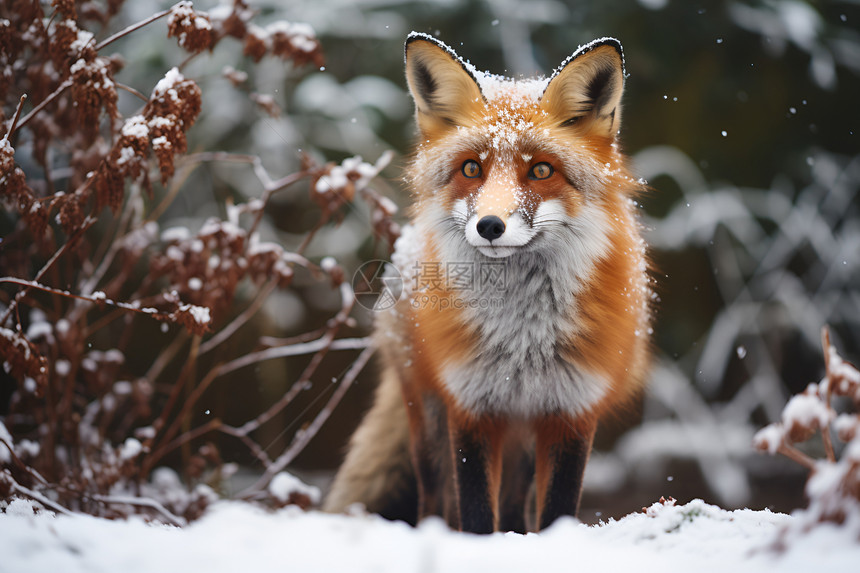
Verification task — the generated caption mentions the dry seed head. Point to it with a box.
[167,2,214,53]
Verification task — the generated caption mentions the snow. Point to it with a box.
[782,391,833,429]
[407,32,549,103]
[268,471,321,505]
[0,497,858,572]
[0,420,12,463]
[0,135,13,163]
[753,423,784,455]
[116,146,136,166]
[266,21,318,53]
[161,226,191,242]
[118,438,142,461]
[120,115,149,140]
[25,319,53,340]
[178,303,211,325]
[153,67,186,98]
[68,27,95,55]
[319,256,337,272]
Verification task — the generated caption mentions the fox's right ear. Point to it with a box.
[405,34,484,136]
[541,38,626,140]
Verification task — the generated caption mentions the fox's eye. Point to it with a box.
[461,160,482,178]
[528,162,554,180]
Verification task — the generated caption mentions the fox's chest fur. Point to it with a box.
[392,202,616,418]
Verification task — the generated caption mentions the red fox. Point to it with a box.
[324,33,652,533]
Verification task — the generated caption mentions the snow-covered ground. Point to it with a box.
[1,497,858,573]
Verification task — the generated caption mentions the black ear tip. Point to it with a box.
[589,37,626,76]
[404,32,448,61]
[588,37,623,55]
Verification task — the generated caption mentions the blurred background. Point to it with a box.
[6,0,860,522]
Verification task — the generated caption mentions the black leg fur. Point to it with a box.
[538,428,595,530]
[450,428,495,534]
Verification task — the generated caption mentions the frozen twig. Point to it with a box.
[14,79,74,134]
[90,494,186,527]
[95,7,174,51]
[199,279,277,356]
[820,327,837,463]
[775,442,816,471]
[10,483,74,517]
[3,94,27,141]
[241,345,376,496]
[144,335,371,470]
[0,277,205,329]
[211,335,370,384]
[0,216,97,327]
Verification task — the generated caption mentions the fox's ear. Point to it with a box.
[541,39,625,139]
[404,34,484,136]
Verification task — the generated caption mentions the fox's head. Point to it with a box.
[405,33,637,264]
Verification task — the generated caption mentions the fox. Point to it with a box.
[324,33,652,534]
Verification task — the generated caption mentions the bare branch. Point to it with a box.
[3,94,27,140]
[10,483,73,517]
[776,442,817,471]
[214,335,371,381]
[14,79,73,134]
[115,82,149,103]
[95,7,174,51]
[242,345,376,496]
[0,276,191,324]
[199,279,277,356]
[0,215,97,327]
[90,494,186,527]
[820,326,837,463]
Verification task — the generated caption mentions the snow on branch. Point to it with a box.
[1,2,393,526]
[754,327,860,538]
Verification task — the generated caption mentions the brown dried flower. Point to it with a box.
[222,66,248,87]
[167,1,214,53]
[51,0,76,18]
[0,327,48,391]
[69,55,119,141]
[242,25,268,62]
[249,92,281,118]
[144,68,202,184]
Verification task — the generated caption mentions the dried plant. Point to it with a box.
[1,1,395,523]
[754,327,860,538]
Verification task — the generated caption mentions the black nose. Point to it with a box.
[476,215,506,241]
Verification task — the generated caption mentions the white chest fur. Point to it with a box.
[439,248,609,418]
[394,201,614,418]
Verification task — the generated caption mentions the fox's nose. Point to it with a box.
[476,215,506,241]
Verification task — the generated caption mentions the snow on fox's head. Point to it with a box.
[405,33,636,260]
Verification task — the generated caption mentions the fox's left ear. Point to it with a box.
[541,39,625,139]
[404,33,484,137]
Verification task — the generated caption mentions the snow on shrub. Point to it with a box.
[268,471,321,509]
[1,1,394,524]
[754,327,860,539]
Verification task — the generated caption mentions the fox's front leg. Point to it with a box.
[401,390,445,520]
[448,413,506,533]
[534,416,597,531]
